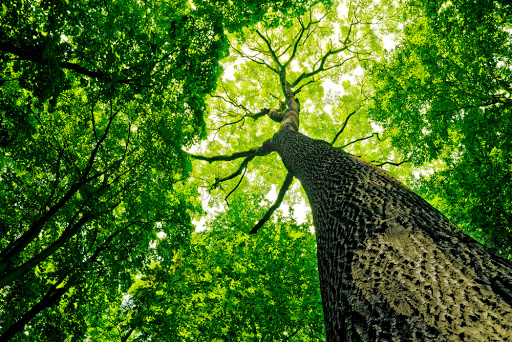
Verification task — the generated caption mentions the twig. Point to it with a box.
[225,167,247,205]
[256,30,283,70]
[249,172,294,234]
[214,109,269,131]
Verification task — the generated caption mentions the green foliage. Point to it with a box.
[367,0,512,257]
[90,192,324,341]
[194,0,333,31]
[0,0,225,339]
[5,0,510,339]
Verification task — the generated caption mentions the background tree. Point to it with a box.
[367,0,512,257]
[0,0,326,339]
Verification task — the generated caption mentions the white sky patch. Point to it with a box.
[323,78,344,94]
[290,60,301,72]
[413,169,435,179]
[223,63,236,80]
[382,34,397,51]
[193,216,207,232]
[371,122,384,133]
[265,185,278,202]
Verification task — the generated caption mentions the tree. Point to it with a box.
[0,0,325,339]
[191,1,512,340]
[367,0,512,257]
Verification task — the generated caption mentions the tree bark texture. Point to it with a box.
[270,128,512,341]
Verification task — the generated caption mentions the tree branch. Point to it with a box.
[293,78,321,95]
[0,212,92,289]
[338,132,379,149]
[373,159,410,167]
[211,154,255,190]
[0,109,118,271]
[249,172,294,234]
[330,109,358,145]
[230,43,279,74]
[256,30,283,70]
[225,167,247,204]
[290,54,357,88]
[188,146,264,163]
[209,97,269,131]
[283,19,309,68]
[0,279,70,341]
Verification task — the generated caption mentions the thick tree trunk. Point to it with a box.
[271,128,512,341]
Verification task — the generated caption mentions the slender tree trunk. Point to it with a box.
[270,128,512,341]
[0,283,68,341]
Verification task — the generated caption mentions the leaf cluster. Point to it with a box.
[89,191,324,341]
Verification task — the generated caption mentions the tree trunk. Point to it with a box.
[270,128,512,341]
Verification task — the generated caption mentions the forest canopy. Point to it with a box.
[1,0,511,340]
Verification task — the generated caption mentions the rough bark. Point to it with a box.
[269,128,512,341]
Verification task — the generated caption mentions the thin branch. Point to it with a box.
[338,132,379,149]
[44,149,63,210]
[209,99,269,131]
[289,19,358,88]
[0,108,118,264]
[225,167,247,205]
[230,43,278,74]
[256,30,283,70]
[330,109,358,145]
[373,159,410,167]
[283,19,309,68]
[249,172,294,234]
[211,93,253,115]
[290,53,356,88]
[293,77,321,95]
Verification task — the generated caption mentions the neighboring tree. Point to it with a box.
[367,0,512,257]
[0,0,326,339]
[88,192,324,341]
[191,1,512,340]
